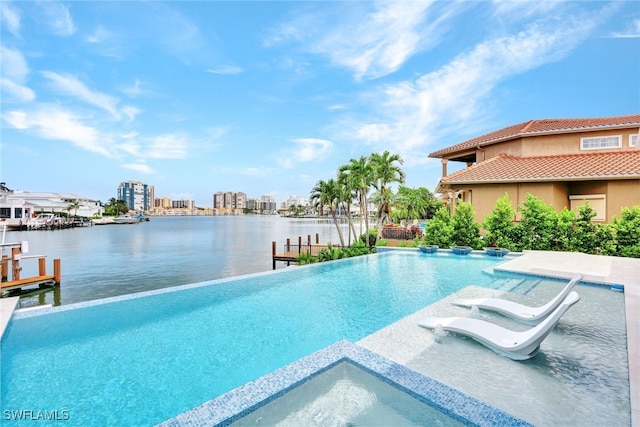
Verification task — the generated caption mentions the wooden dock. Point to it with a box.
[1,243,61,295]
[272,234,340,269]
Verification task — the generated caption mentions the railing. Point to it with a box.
[272,234,341,269]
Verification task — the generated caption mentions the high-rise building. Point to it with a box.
[172,200,194,209]
[261,194,277,212]
[213,191,247,209]
[117,180,151,211]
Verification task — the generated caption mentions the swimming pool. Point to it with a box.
[1,252,503,426]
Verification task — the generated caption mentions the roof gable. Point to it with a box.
[429,114,640,158]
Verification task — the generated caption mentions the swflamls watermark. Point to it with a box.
[3,409,70,421]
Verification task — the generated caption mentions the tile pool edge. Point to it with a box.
[158,340,531,427]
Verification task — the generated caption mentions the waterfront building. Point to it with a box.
[154,197,172,209]
[213,192,247,211]
[117,181,151,212]
[172,200,194,209]
[261,194,277,213]
[280,195,309,211]
[0,186,104,228]
[429,114,640,223]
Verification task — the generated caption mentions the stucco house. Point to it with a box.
[429,114,640,223]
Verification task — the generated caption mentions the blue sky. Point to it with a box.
[1,1,638,207]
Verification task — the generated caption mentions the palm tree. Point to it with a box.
[337,167,359,245]
[370,151,405,238]
[338,156,375,239]
[310,179,345,247]
[67,199,81,218]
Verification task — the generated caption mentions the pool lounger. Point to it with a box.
[419,291,581,360]
[450,273,583,324]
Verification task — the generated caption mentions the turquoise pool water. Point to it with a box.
[1,252,502,425]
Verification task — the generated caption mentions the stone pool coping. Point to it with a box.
[158,340,531,427]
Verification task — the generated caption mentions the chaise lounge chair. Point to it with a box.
[418,291,580,360]
[450,273,583,324]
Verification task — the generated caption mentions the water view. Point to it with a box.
[4,216,353,307]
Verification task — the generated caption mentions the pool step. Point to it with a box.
[490,277,543,295]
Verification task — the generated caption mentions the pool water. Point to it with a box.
[231,362,465,426]
[1,252,501,426]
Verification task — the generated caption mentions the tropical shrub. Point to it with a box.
[296,253,316,265]
[316,244,345,262]
[612,206,640,257]
[553,207,576,251]
[483,193,516,249]
[512,194,556,251]
[450,202,482,249]
[423,206,453,248]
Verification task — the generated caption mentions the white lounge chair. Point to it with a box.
[418,291,580,360]
[450,273,583,324]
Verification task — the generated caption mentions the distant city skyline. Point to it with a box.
[1,1,638,207]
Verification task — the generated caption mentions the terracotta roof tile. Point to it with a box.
[440,151,640,184]
[429,114,640,158]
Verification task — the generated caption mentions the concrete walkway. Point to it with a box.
[0,297,19,343]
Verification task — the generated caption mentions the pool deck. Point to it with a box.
[359,250,640,427]
[0,297,19,343]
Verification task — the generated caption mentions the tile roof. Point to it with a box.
[429,114,640,158]
[440,151,640,184]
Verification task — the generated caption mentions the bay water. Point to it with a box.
[3,215,354,307]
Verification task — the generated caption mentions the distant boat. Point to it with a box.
[26,213,61,230]
[113,214,140,224]
[135,213,150,222]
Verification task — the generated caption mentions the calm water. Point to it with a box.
[4,216,355,306]
[2,252,502,426]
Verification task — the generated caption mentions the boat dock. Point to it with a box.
[1,240,61,297]
[272,234,341,269]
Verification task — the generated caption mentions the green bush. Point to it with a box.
[612,206,640,257]
[483,193,516,249]
[423,206,453,248]
[296,253,317,265]
[450,201,482,249]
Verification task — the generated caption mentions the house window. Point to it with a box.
[580,135,621,150]
[569,194,606,222]
[630,134,638,148]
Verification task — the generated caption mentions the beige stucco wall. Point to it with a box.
[520,129,639,157]
[452,179,640,225]
[606,180,640,222]
[465,128,639,162]
[479,139,524,160]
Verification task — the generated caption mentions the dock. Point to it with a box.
[272,234,341,269]
[1,241,61,296]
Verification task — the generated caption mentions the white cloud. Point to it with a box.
[267,2,443,81]
[116,133,188,160]
[278,138,333,168]
[1,77,35,102]
[2,106,113,157]
[41,71,139,122]
[41,71,119,116]
[39,1,75,36]
[0,46,35,102]
[492,0,563,19]
[349,9,605,159]
[122,163,155,174]
[611,18,640,38]
[0,1,21,37]
[1,45,29,82]
[207,66,244,75]
[85,25,112,44]
[148,134,188,159]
